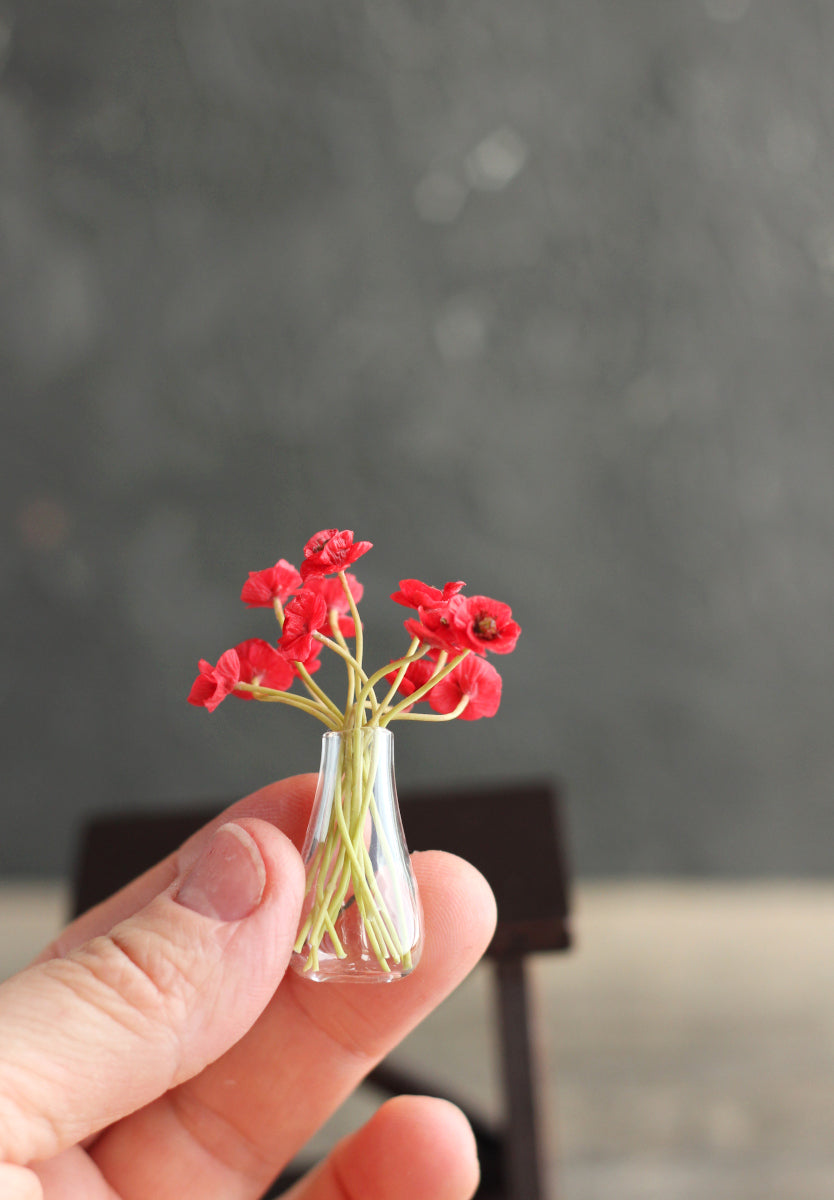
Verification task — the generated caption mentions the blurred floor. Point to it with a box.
[2,881,832,1199]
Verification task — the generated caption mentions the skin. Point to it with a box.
[0,775,496,1199]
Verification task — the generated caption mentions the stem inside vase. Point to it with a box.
[290,728,423,983]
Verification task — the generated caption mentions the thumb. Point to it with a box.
[0,819,304,1166]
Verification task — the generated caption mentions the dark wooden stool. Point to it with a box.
[73,781,571,1200]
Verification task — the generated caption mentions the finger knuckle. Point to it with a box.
[56,926,199,1038]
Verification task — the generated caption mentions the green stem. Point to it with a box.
[374,638,423,714]
[379,649,470,726]
[295,816,344,953]
[303,737,390,971]
[357,645,427,724]
[305,768,351,950]
[312,633,368,686]
[388,695,470,722]
[233,682,339,727]
[293,662,343,721]
[340,569,364,684]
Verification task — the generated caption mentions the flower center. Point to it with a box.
[474,613,498,639]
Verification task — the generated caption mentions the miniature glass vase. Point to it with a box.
[290,727,423,982]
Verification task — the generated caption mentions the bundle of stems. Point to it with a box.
[293,728,409,973]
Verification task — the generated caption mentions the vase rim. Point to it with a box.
[322,726,393,741]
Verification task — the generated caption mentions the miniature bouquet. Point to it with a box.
[189,529,520,982]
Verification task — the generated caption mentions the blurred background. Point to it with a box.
[2,1,833,1196]
[3,0,834,881]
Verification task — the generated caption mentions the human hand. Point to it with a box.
[0,775,497,1199]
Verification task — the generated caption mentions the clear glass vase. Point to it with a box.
[290,727,423,982]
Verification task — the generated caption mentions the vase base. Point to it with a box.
[289,948,419,983]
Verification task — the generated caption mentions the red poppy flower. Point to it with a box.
[449,595,521,655]
[299,529,373,580]
[428,654,502,720]
[390,579,466,609]
[187,648,241,712]
[278,589,329,661]
[403,604,467,654]
[240,560,302,607]
[234,638,295,697]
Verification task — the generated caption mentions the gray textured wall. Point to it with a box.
[2,0,834,879]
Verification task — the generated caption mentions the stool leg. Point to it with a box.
[494,957,550,1200]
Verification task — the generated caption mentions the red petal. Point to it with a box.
[235,638,295,692]
[188,649,241,712]
[241,560,302,607]
[299,529,373,579]
[449,595,521,655]
[429,655,502,720]
[187,673,217,707]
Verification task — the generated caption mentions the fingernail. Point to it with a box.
[175,823,267,921]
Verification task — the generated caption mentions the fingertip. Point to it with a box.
[379,1095,481,1195]
[254,772,319,808]
[412,850,498,964]
[333,1094,480,1200]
